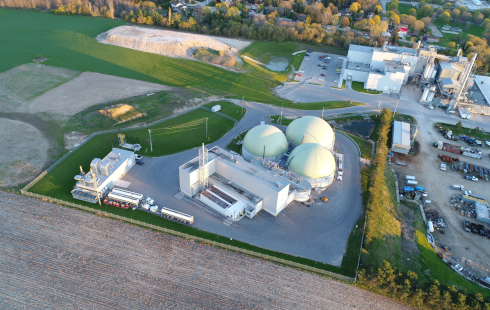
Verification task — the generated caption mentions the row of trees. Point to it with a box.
[357,261,490,309]
[364,108,400,243]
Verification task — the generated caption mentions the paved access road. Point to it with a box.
[123,103,363,266]
[0,192,413,309]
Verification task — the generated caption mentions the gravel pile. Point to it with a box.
[97,26,251,59]
[0,192,411,309]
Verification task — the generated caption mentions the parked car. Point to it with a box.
[471,223,478,234]
[487,229,490,239]
[485,141,490,147]
[464,221,471,232]
[297,73,302,76]
[307,50,312,53]
[478,224,486,236]
[320,73,326,76]
[136,160,145,166]
[305,58,310,61]
[305,54,310,56]
[453,264,464,272]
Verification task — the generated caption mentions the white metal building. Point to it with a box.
[474,75,490,104]
[179,146,312,220]
[343,44,419,93]
[72,148,135,203]
[391,121,411,154]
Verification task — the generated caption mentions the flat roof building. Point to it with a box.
[72,148,135,203]
[392,121,411,154]
[179,146,312,220]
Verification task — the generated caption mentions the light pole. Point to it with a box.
[280,103,283,126]
[148,129,153,152]
[377,101,382,114]
[393,100,399,117]
[469,117,477,133]
[230,222,233,240]
[206,118,208,139]
[322,107,324,118]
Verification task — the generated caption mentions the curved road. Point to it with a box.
[123,102,363,266]
[0,192,413,309]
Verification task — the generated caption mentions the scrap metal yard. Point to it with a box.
[0,192,411,309]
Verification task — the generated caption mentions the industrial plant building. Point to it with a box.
[392,121,411,155]
[342,43,478,114]
[72,148,135,203]
[342,43,420,94]
[179,116,339,221]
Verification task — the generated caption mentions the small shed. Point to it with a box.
[392,121,411,154]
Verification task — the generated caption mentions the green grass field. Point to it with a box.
[436,122,490,141]
[0,9,359,109]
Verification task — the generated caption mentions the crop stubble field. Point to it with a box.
[0,192,412,309]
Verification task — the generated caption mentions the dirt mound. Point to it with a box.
[99,104,145,123]
[96,26,250,59]
[0,118,49,187]
[193,49,236,66]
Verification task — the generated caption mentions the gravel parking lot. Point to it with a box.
[392,119,490,278]
[0,192,412,309]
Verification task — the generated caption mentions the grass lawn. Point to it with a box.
[434,20,482,38]
[332,80,346,89]
[241,41,347,65]
[64,90,202,133]
[345,133,373,160]
[397,3,416,16]
[0,9,278,104]
[226,129,249,154]
[436,122,490,141]
[351,81,382,94]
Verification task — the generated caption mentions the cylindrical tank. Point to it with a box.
[287,143,336,188]
[242,125,288,161]
[285,116,335,151]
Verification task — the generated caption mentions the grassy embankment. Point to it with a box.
[0,9,358,111]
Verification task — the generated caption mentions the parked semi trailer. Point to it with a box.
[160,207,194,225]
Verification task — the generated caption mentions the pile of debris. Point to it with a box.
[450,196,477,218]
[425,209,446,231]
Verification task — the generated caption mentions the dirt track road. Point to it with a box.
[0,192,412,309]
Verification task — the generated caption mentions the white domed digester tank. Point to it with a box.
[242,125,288,161]
[285,116,335,151]
[286,143,336,188]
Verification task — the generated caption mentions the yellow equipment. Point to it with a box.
[321,197,328,202]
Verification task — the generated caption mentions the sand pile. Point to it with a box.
[99,104,145,123]
[96,26,251,59]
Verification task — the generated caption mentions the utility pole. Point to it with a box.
[393,100,399,117]
[280,103,283,126]
[149,129,153,152]
[230,223,233,240]
[469,117,477,133]
[206,118,208,139]
[377,101,382,114]
[322,107,325,118]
